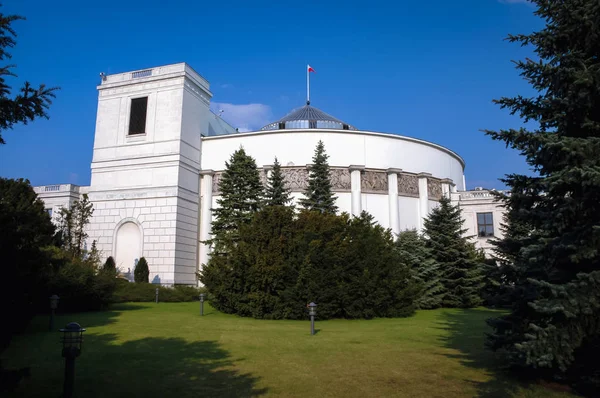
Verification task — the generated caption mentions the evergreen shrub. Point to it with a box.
[46,263,118,312]
[201,207,419,319]
[103,256,116,272]
[134,257,149,283]
[112,283,204,303]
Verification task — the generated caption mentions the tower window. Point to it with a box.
[477,212,494,237]
[128,97,148,135]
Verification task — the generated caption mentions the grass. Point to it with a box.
[2,303,575,397]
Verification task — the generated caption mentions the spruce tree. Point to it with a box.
[265,157,292,207]
[481,199,528,308]
[299,140,337,214]
[484,1,600,391]
[134,257,149,283]
[209,147,263,254]
[423,196,484,308]
[396,230,444,309]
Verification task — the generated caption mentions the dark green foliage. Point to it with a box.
[483,1,600,393]
[201,208,418,319]
[0,178,55,355]
[423,196,484,308]
[299,140,338,214]
[112,282,204,303]
[104,256,116,272]
[396,230,444,309]
[46,262,118,312]
[481,203,524,308]
[265,157,292,207]
[202,205,297,318]
[208,147,263,254]
[0,8,58,145]
[134,257,149,283]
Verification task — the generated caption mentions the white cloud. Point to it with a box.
[219,83,234,89]
[210,102,273,132]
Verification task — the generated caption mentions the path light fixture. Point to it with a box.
[155,287,159,304]
[308,302,317,335]
[60,322,86,398]
[200,293,205,316]
[49,294,59,331]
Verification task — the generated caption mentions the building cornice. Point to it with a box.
[202,128,466,170]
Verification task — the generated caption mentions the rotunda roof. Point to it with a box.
[261,103,357,131]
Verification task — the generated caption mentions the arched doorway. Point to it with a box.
[115,221,142,277]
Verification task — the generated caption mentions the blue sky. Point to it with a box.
[0,0,539,189]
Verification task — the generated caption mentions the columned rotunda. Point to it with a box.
[35,63,505,286]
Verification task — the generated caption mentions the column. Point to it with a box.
[349,165,365,217]
[198,170,214,269]
[417,172,431,232]
[387,168,402,235]
[441,178,453,198]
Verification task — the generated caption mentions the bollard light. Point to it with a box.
[60,322,86,398]
[60,322,85,358]
[308,302,317,335]
[155,287,159,304]
[50,295,60,310]
[200,293,205,316]
[49,295,60,331]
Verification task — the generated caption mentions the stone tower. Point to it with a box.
[87,63,211,285]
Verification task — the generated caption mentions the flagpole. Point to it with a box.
[307,65,310,105]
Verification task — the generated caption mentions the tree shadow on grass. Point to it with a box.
[435,309,533,398]
[5,305,267,397]
[26,303,147,333]
[78,334,267,398]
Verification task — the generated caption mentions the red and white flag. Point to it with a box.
[307,65,316,73]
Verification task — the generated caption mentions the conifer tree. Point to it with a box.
[0,7,58,145]
[209,147,263,254]
[103,256,116,272]
[481,199,528,308]
[300,140,337,214]
[265,157,292,207]
[484,1,600,391]
[134,257,149,283]
[396,230,444,309]
[423,196,484,308]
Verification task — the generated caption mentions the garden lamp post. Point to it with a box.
[308,302,317,335]
[200,293,205,316]
[49,295,60,331]
[60,322,86,398]
[155,287,159,304]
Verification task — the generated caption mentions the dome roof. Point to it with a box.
[261,103,357,131]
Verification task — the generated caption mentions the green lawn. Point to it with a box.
[2,303,574,397]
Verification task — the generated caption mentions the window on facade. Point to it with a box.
[128,97,148,135]
[46,208,53,217]
[477,212,494,237]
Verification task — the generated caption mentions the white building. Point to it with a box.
[34,63,506,285]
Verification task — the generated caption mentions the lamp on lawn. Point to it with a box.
[60,322,86,398]
[308,302,317,335]
[200,293,205,316]
[49,294,60,331]
[155,287,159,304]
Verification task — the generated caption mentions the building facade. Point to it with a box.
[35,63,506,285]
